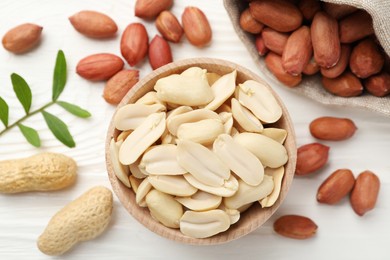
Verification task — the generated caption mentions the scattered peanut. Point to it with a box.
[2,23,43,53]
[273,215,318,239]
[295,143,329,176]
[350,171,380,216]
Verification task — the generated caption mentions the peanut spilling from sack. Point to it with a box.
[109,67,290,238]
[239,0,390,97]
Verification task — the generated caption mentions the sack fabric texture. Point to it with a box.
[224,0,390,116]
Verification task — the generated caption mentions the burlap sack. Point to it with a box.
[224,0,390,116]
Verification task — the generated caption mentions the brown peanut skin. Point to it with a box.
[156,11,183,43]
[76,53,124,81]
[311,12,340,69]
[317,169,355,204]
[364,72,390,97]
[2,23,43,54]
[309,116,357,141]
[295,143,329,176]
[69,11,117,38]
[298,0,321,21]
[349,38,385,79]
[249,0,303,32]
[261,28,289,55]
[265,52,302,88]
[322,71,363,97]
[321,44,351,79]
[339,10,374,43]
[103,70,139,105]
[148,35,173,70]
[255,35,268,56]
[240,8,264,34]
[274,215,318,239]
[322,2,358,19]
[120,23,149,67]
[135,0,173,19]
[282,26,312,76]
[182,7,212,47]
[350,171,380,216]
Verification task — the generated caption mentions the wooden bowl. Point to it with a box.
[105,58,297,245]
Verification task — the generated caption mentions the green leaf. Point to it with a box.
[0,96,9,127]
[11,73,32,114]
[41,110,75,148]
[52,50,67,101]
[57,101,91,118]
[18,123,41,147]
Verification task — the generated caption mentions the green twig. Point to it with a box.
[0,101,55,136]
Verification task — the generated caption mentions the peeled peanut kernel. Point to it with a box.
[177,119,224,145]
[175,191,222,211]
[203,70,237,111]
[218,204,240,225]
[237,80,282,123]
[136,178,152,207]
[177,140,230,187]
[129,175,142,193]
[260,166,284,207]
[154,67,213,106]
[237,203,253,213]
[213,134,264,186]
[215,103,232,114]
[219,112,234,134]
[116,130,132,142]
[230,127,239,137]
[261,128,287,144]
[114,103,166,131]
[119,112,166,165]
[129,158,148,179]
[224,175,274,210]
[140,144,186,175]
[166,102,181,110]
[180,209,230,238]
[219,112,232,124]
[166,105,193,120]
[231,98,264,133]
[184,173,239,197]
[167,109,220,136]
[109,139,130,187]
[180,67,205,77]
[206,72,221,86]
[135,91,166,106]
[161,131,176,144]
[146,189,184,229]
[148,175,198,197]
[234,132,288,168]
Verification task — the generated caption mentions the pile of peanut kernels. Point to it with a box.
[239,0,390,97]
[110,67,290,238]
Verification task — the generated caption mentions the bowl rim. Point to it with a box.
[105,57,297,245]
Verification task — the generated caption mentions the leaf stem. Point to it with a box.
[0,101,55,136]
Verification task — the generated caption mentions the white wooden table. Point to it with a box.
[0,1,389,259]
